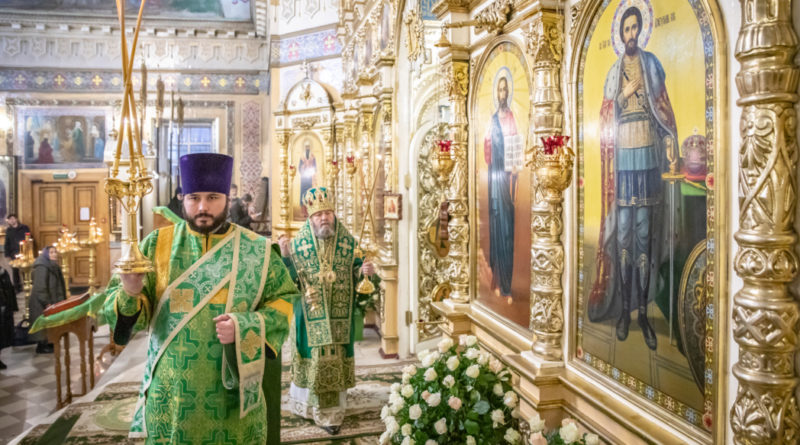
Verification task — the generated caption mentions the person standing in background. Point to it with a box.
[29,246,65,354]
[4,214,31,293]
[0,265,17,368]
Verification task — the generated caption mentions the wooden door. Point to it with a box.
[22,170,110,292]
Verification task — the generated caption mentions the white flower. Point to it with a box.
[503,391,518,408]
[585,433,600,445]
[391,382,401,393]
[401,437,415,445]
[491,409,505,427]
[409,404,422,420]
[559,422,580,443]
[528,413,546,433]
[446,356,460,371]
[424,368,438,381]
[459,334,478,347]
[379,431,391,445]
[447,396,462,410]
[422,390,430,401]
[401,423,412,436]
[402,384,414,398]
[504,428,521,444]
[466,436,476,445]
[402,373,411,384]
[391,398,405,413]
[425,441,437,445]
[427,392,441,407]
[380,405,390,420]
[434,418,448,434]
[403,364,417,376]
[438,337,454,352]
[489,357,503,374]
[442,375,455,388]
[498,369,510,381]
[511,407,520,419]
[385,417,399,435]
[466,364,480,378]
[421,351,440,368]
[464,348,480,360]
[389,392,403,406]
[493,383,504,396]
[478,351,490,365]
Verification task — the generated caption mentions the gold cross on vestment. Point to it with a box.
[171,288,194,313]
[241,330,262,361]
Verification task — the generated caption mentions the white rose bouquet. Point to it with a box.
[527,414,601,445]
[380,335,523,444]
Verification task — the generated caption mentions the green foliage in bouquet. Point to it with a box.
[380,335,524,445]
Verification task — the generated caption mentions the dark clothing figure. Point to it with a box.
[166,188,184,220]
[29,247,66,344]
[5,223,31,292]
[230,194,253,228]
[0,268,17,368]
[38,138,54,164]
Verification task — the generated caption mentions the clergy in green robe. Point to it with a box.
[278,187,379,435]
[103,153,299,444]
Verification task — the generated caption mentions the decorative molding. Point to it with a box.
[731,1,800,443]
[292,116,322,129]
[403,8,424,64]
[0,68,266,95]
[447,0,514,36]
[269,27,342,65]
[241,101,263,198]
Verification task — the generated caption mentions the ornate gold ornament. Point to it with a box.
[293,116,321,130]
[417,124,452,340]
[529,139,573,360]
[731,1,800,443]
[445,0,514,36]
[403,7,423,63]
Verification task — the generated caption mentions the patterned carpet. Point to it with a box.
[15,362,404,444]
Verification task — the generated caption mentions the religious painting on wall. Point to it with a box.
[0,0,251,21]
[575,0,722,433]
[0,156,18,222]
[16,107,109,168]
[472,40,532,330]
[291,133,324,221]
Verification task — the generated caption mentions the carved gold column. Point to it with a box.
[380,98,395,263]
[277,129,292,233]
[731,1,800,443]
[525,11,566,361]
[344,116,357,230]
[359,108,376,253]
[334,121,345,213]
[442,60,470,304]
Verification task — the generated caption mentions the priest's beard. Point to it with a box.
[313,221,336,240]
[184,202,229,235]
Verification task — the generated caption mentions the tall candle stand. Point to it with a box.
[9,233,35,327]
[79,218,104,294]
[106,0,154,275]
[56,227,82,298]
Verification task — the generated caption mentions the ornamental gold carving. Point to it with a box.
[417,125,450,340]
[292,116,321,129]
[403,8,423,63]
[731,1,800,444]
[442,60,470,304]
[446,0,514,36]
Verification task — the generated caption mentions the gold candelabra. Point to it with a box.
[9,233,35,327]
[106,0,154,275]
[431,143,455,190]
[55,226,82,298]
[79,218,104,294]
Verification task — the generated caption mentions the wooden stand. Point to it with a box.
[45,316,97,409]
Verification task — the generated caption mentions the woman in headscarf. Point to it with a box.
[29,246,66,353]
[0,265,17,369]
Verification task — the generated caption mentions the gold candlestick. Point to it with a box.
[106,0,154,275]
[79,218,104,294]
[10,233,35,327]
[56,227,82,298]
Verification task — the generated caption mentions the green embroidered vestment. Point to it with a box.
[102,221,299,444]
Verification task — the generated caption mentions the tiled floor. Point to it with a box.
[0,292,111,444]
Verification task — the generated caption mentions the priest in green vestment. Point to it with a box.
[103,153,299,444]
[278,187,379,435]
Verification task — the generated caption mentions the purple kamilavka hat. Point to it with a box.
[180,153,234,194]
